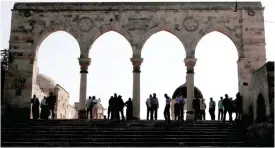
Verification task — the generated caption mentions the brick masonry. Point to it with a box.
[4,2,267,117]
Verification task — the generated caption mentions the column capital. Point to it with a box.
[184,58,197,73]
[78,58,91,73]
[131,58,143,73]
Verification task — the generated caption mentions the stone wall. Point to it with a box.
[5,2,267,119]
[251,61,274,120]
[54,84,69,119]
[67,104,76,119]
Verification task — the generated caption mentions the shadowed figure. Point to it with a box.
[117,95,125,121]
[200,98,206,120]
[222,94,233,122]
[164,94,171,123]
[218,97,224,121]
[46,92,57,119]
[125,98,133,120]
[113,93,119,120]
[151,93,159,120]
[192,96,200,120]
[235,92,243,121]
[86,96,93,119]
[31,94,40,120]
[174,95,180,121]
[40,96,49,120]
[146,94,152,120]
[209,97,216,121]
[108,96,114,120]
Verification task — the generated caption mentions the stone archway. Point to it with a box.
[256,93,266,122]
[5,2,266,120]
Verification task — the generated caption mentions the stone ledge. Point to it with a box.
[13,2,263,11]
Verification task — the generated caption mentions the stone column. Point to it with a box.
[131,58,143,120]
[78,58,91,119]
[184,58,197,120]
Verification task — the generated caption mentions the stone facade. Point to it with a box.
[54,84,69,119]
[5,2,267,119]
[251,61,274,120]
[67,104,76,119]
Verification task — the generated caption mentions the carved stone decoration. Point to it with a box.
[182,17,199,32]
[77,17,93,32]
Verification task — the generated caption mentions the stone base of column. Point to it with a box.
[78,110,87,119]
[186,111,194,121]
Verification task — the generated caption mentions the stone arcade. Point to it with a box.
[4,2,266,120]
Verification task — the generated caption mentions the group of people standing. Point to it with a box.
[106,93,133,121]
[144,92,243,122]
[192,92,243,122]
[30,92,57,120]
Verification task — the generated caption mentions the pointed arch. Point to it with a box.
[32,24,80,58]
[192,24,244,58]
[140,24,187,57]
[88,26,133,56]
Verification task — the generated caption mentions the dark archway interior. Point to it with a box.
[172,83,203,99]
[256,93,266,122]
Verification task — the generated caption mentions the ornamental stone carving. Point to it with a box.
[184,58,197,73]
[77,17,93,32]
[131,58,143,73]
[182,17,199,32]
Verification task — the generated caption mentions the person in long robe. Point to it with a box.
[125,98,133,120]
[40,96,49,120]
[31,94,40,120]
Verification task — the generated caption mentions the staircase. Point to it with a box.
[2,120,251,147]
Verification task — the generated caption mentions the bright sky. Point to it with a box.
[1,0,275,120]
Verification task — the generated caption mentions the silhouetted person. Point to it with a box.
[90,96,97,119]
[151,93,159,120]
[200,99,206,120]
[117,95,125,120]
[164,94,171,122]
[193,96,200,120]
[209,97,216,120]
[86,96,93,119]
[174,95,180,120]
[108,96,114,120]
[125,98,133,120]
[178,94,184,121]
[31,94,40,120]
[40,96,49,120]
[47,92,57,119]
[235,92,243,121]
[218,97,224,121]
[146,94,152,120]
[222,94,233,122]
[113,93,119,120]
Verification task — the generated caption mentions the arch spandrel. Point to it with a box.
[191,24,244,58]
[32,24,82,58]
[139,24,188,57]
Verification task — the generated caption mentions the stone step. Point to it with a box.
[8,120,235,125]
[2,137,242,143]
[2,130,239,135]
[1,141,249,147]
[2,126,237,131]
[1,133,240,138]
